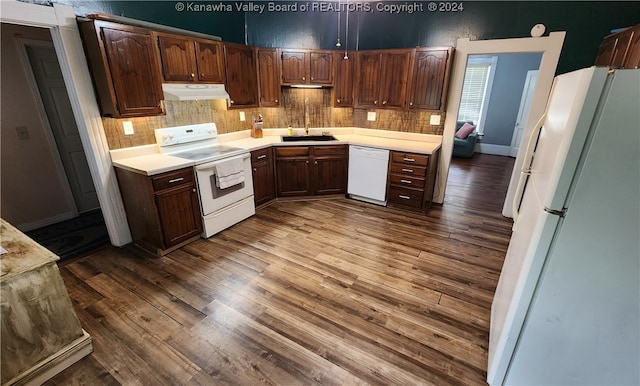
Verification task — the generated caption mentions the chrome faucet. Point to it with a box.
[304,97,310,136]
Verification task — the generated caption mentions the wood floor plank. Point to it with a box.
[47,154,515,386]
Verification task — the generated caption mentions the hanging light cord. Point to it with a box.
[344,0,349,59]
[336,0,341,47]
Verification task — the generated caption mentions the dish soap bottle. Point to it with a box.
[287,125,293,136]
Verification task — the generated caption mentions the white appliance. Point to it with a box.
[488,67,639,385]
[155,123,255,238]
[347,145,390,205]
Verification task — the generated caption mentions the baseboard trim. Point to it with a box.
[5,330,93,386]
[475,143,512,156]
[17,211,76,232]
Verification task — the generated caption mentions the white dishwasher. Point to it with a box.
[347,145,390,206]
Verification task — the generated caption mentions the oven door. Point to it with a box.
[195,153,254,215]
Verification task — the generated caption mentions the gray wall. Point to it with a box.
[482,53,543,146]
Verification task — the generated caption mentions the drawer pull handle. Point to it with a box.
[399,195,411,200]
[403,158,416,162]
[400,179,412,184]
[169,178,184,183]
[257,154,267,160]
[401,168,414,173]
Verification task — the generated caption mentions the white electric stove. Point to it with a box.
[155,123,255,238]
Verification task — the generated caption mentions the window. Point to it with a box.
[457,55,497,135]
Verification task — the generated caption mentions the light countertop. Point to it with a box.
[111,127,442,176]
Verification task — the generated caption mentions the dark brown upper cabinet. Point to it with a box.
[157,34,225,83]
[355,49,411,109]
[79,19,164,118]
[281,49,334,86]
[256,47,282,107]
[224,43,259,108]
[595,23,640,69]
[406,47,453,111]
[333,52,355,107]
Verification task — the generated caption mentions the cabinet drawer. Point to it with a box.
[313,145,347,156]
[391,152,429,167]
[251,147,272,163]
[387,186,424,208]
[389,164,427,177]
[389,174,425,189]
[152,168,194,191]
[275,146,310,157]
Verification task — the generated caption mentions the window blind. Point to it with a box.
[458,64,491,132]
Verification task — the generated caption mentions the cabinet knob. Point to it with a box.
[409,102,414,106]
[374,100,378,105]
[315,161,318,165]
[191,73,195,78]
[337,99,341,103]
[200,73,204,77]
[275,99,278,103]
[382,100,387,105]
[311,77,314,81]
[302,76,306,81]
[306,160,309,164]
[192,188,197,193]
[253,168,257,172]
[230,100,234,104]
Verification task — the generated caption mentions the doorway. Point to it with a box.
[436,32,566,218]
[24,41,99,213]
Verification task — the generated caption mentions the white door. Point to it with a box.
[27,44,99,212]
[509,70,538,157]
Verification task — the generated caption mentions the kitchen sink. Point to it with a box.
[281,135,337,142]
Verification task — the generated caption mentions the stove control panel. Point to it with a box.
[154,123,218,147]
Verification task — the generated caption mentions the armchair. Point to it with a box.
[453,121,478,158]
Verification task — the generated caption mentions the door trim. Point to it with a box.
[509,69,540,157]
[437,32,565,217]
[16,38,78,221]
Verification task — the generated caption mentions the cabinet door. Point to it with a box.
[195,40,225,82]
[256,48,281,107]
[155,183,203,247]
[309,51,334,85]
[623,27,640,69]
[333,52,354,107]
[251,147,276,206]
[594,35,618,67]
[408,48,450,110]
[379,50,411,109]
[610,28,634,68]
[157,34,197,82]
[312,146,348,195]
[355,51,382,108]
[281,50,308,84]
[224,43,258,108]
[100,25,164,117]
[275,147,311,196]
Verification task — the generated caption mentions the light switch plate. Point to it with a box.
[430,115,441,125]
[123,121,134,135]
[239,111,246,121]
[367,111,376,122]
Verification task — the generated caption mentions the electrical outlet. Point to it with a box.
[16,126,30,140]
[123,121,134,135]
[239,111,246,121]
[367,111,376,122]
[430,115,441,125]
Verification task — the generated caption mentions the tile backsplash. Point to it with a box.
[103,88,445,149]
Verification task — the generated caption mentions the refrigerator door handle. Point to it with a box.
[512,113,546,227]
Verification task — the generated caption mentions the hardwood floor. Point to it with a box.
[47,154,515,386]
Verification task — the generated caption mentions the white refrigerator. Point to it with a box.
[488,67,640,385]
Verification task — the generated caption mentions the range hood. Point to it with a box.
[162,83,230,105]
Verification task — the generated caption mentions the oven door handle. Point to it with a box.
[195,153,249,172]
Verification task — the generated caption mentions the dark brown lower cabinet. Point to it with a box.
[386,149,440,213]
[275,145,348,197]
[251,147,276,207]
[115,167,202,256]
